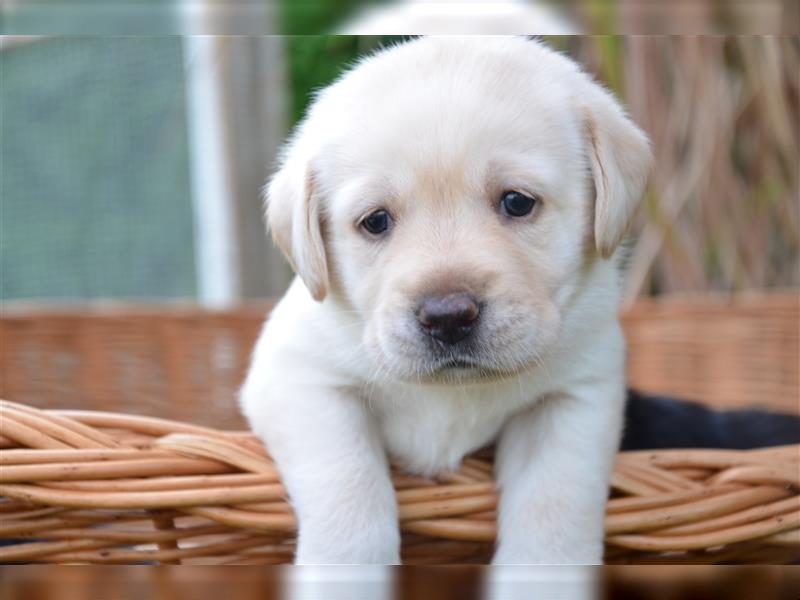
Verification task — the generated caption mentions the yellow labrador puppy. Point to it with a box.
[241,36,651,564]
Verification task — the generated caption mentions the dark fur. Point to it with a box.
[621,389,800,451]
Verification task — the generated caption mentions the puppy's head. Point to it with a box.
[267,37,651,383]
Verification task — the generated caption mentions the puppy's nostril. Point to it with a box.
[416,293,480,344]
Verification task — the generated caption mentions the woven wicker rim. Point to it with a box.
[1,400,798,564]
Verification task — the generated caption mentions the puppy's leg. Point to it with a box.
[242,385,400,564]
[492,383,624,564]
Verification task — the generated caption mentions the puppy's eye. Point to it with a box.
[360,209,392,236]
[500,191,538,218]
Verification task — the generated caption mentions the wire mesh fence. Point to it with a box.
[2,37,196,301]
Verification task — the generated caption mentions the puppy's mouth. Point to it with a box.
[372,311,549,384]
[436,358,479,371]
[421,350,538,384]
[426,355,512,382]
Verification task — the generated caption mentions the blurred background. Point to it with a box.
[3,33,797,305]
[1,3,798,428]
[0,2,798,576]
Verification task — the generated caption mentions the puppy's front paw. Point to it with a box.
[295,546,401,565]
[295,527,401,565]
[492,540,603,565]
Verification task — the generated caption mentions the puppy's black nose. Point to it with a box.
[416,293,480,344]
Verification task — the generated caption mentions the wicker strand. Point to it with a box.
[1,400,798,564]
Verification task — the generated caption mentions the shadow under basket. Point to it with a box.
[1,400,797,565]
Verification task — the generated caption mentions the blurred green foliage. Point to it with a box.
[280,0,363,35]
[285,36,404,126]
[277,0,405,125]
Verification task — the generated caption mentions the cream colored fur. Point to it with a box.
[240,36,652,564]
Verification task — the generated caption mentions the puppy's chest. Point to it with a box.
[372,385,534,476]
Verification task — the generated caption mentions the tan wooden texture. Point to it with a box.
[1,294,797,427]
[0,400,797,564]
[0,304,269,429]
[622,294,799,414]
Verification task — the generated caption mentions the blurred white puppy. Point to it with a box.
[340,0,576,35]
[241,36,651,564]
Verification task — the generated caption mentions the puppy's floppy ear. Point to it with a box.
[265,159,329,301]
[581,83,653,259]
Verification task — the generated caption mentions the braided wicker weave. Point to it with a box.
[1,400,797,564]
[1,294,797,433]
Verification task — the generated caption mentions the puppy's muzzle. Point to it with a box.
[415,293,480,345]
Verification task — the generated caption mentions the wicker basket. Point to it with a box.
[1,400,797,565]
[0,293,798,564]
[1,294,797,432]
